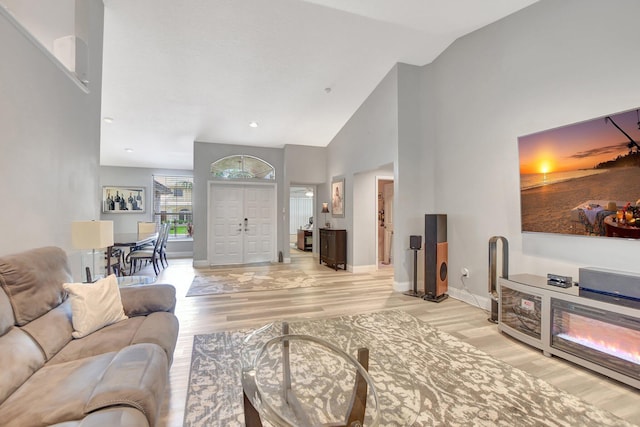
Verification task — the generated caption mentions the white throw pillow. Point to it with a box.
[63,274,128,338]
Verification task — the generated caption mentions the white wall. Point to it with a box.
[429,0,640,307]
[0,1,103,280]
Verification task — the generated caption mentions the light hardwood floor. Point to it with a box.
[149,250,639,426]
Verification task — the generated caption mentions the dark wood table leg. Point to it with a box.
[345,347,369,426]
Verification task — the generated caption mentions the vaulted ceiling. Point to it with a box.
[5,0,540,170]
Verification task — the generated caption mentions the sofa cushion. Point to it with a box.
[0,328,45,405]
[0,350,115,427]
[0,344,167,427]
[21,299,74,361]
[63,275,128,339]
[47,316,146,366]
[0,247,71,326]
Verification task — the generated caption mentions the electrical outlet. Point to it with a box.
[461,267,470,278]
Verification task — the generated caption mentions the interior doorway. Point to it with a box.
[207,182,276,266]
[289,185,314,251]
[377,177,394,268]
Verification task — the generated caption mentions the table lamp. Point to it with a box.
[71,220,114,282]
[321,202,330,228]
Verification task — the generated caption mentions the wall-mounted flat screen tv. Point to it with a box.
[519,107,640,238]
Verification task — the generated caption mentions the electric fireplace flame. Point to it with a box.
[553,310,640,375]
[556,333,640,365]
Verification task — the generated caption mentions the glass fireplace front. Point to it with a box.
[551,298,640,381]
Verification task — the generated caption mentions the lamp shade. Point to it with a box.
[321,202,330,213]
[71,221,114,249]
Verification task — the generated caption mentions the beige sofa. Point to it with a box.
[0,247,179,427]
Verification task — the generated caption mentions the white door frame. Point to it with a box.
[207,180,278,266]
[375,175,394,270]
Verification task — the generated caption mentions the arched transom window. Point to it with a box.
[210,155,275,180]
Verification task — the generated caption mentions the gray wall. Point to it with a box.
[395,63,432,288]
[193,142,333,264]
[325,65,399,273]
[323,0,640,298]
[100,165,193,257]
[284,145,326,183]
[193,142,285,264]
[428,0,640,306]
[0,1,103,280]
[284,144,326,260]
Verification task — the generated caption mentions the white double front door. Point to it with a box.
[208,183,276,266]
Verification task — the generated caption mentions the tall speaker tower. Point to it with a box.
[424,214,448,302]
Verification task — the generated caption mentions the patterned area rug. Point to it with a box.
[186,268,317,296]
[183,310,633,427]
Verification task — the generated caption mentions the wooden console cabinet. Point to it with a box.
[297,229,312,251]
[319,228,346,270]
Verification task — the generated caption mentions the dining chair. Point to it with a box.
[127,223,168,275]
[135,221,158,250]
[137,221,157,235]
[105,247,124,277]
[158,223,170,268]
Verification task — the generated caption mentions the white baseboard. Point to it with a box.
[193,260,209,268]
[393,280,411,292]
[447,287,491,311]
[351,264,377,274]
[167,251,193,259]
[282,257,291,264]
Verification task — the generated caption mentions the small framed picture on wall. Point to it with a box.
[102,186,145,213]
[331,178,345,217]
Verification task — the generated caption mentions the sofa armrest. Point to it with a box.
[119,284,176,317]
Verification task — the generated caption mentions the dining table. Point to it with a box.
[107,231,158,276]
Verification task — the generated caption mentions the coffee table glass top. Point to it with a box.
[241,322,381,427]
[116,275,155,287]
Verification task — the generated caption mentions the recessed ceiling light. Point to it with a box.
[103,117,114,123]
[124,148,134,153]
[249,121,258,128]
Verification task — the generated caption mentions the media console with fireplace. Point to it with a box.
[498,274,639,389]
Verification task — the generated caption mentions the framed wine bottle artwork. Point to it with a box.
[102,186,145,213]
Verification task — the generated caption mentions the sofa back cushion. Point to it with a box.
[0,290,15,337]
[21,299,74,361]
[0,327,45,405]
[0,247,71,326]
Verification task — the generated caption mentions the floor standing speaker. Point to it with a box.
[424,214,448,302]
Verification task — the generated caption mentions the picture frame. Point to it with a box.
[102,186,145,213]
[331,178,345,217]
[518,107,640,238]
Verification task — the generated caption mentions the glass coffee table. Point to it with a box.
[116,275,155,287]
[241,322,381,427]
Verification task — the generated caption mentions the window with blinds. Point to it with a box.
[153,175,194,239]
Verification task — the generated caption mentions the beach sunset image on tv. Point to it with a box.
[519,108,640,237]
